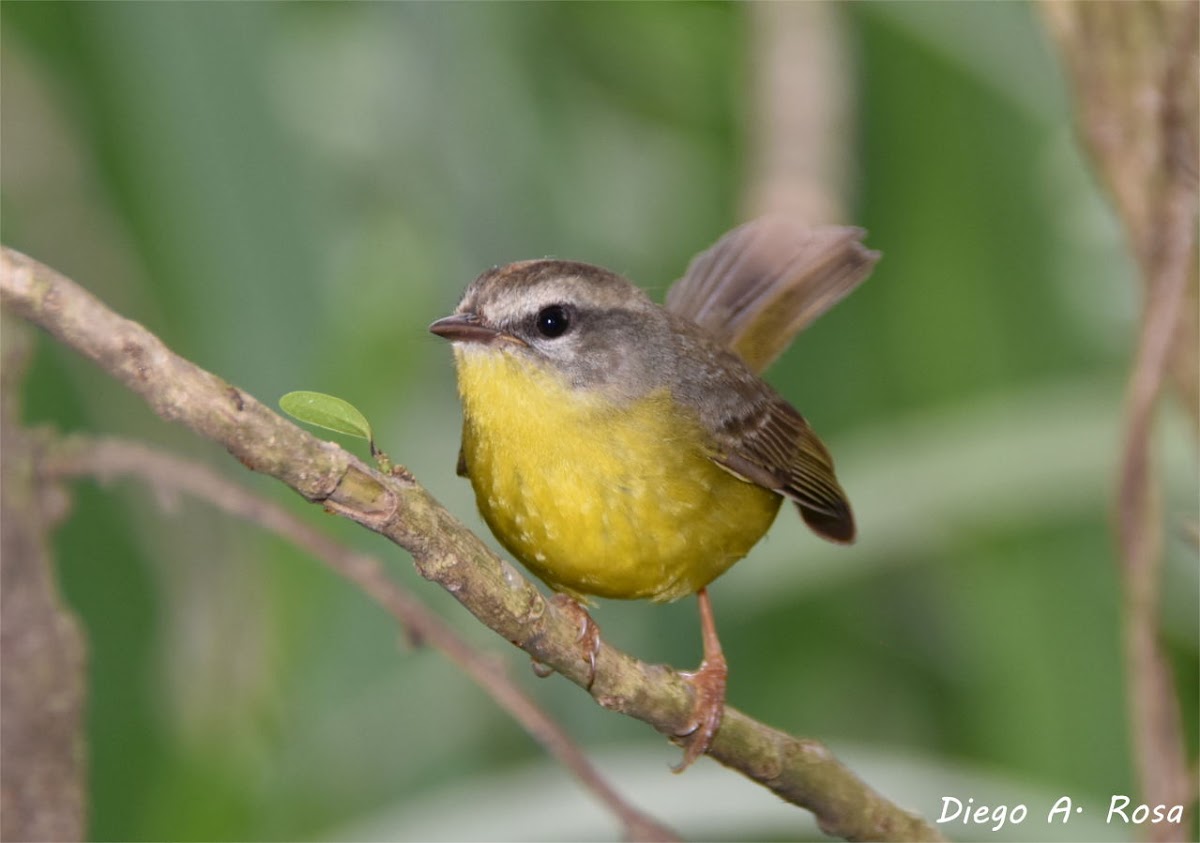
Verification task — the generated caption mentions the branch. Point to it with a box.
[0,314,87,842]
[40,435,677,843]
[0,246,942,842]
[1041,3,1198,839]
[744,2,854,223]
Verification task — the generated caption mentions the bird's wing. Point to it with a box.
[712,395,855,544]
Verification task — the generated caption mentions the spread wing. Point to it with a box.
[712,392,855,544]
[665,216,879,375]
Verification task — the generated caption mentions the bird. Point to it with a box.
[430,217,878,770]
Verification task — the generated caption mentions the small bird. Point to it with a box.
[430,217,878,770]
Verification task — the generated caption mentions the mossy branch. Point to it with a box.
[0,245,942,842]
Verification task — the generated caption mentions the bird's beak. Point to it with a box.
[429,313,525,346]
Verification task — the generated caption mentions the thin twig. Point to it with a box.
[1116,155,1197,842]
[744,2,852,223]
[0,315,87,843]
[40,435,677,843]
[0,246,943,842]
[1041,4,1198,838]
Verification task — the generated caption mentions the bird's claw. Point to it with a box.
[551,594,600,689]
[673,653,727,772]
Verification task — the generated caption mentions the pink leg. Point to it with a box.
[674,587,727,772]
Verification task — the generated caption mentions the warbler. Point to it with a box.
[430,217,878,769]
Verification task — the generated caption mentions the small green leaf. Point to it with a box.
[280,391,373,441]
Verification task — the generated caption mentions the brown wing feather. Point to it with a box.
[713,396,855,544]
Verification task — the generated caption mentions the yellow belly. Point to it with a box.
[453,346,782,603]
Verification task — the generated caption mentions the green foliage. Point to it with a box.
[280,391,373,443]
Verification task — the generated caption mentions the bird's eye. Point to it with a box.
[535,305,571,339]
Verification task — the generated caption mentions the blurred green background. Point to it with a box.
[2,3,1195,841]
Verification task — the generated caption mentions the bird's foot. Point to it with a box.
[673,650,727,772]
[550,593,601,690]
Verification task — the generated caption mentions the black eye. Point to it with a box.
[535,305,571,338]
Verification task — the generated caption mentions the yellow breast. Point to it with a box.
[452,345,782,603]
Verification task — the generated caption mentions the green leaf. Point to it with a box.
[280,391,373,441]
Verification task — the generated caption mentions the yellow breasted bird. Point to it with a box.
[430,217,878,769]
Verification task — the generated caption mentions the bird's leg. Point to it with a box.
[674,587,727,772]
[549,593,601,690]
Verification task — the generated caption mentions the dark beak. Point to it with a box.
[429,312,519,345]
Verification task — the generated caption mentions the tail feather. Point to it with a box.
[665,216,879,374]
